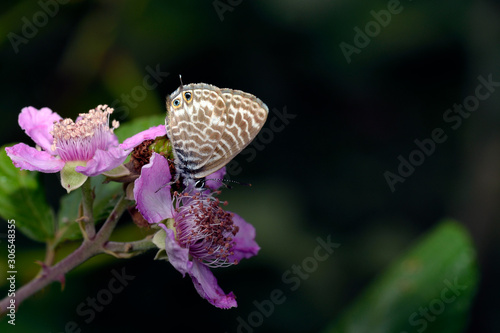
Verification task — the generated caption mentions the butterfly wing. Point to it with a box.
[195,88,269,178]
[166,83,227,179]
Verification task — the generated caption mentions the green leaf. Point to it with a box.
[57,175,122,241]
[114,115,166,142]
[0,144,55,242]
[324,220,479,333]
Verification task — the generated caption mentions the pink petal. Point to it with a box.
[106,131,120,146]
[19,107,61,153]
[159,224,192,276]
[120,125,167,150]
[189,260,237,309]
[76,144,130,177]
[133,153,174,223]
[5,143,65,173]
[228,213,260,263]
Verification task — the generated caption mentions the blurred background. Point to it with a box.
[0,0,499,332]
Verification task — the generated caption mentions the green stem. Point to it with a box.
[104,236,156,256]
[43,239,56,267]
[80,178,96,240]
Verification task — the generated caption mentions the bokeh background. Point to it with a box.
[1,0,500,332]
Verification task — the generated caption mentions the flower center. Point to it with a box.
[50,105,119,162]
[174,192,239,267]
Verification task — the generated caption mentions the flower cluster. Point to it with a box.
[5,106,259,309]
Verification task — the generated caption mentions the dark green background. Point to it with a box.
[0,0,499,332]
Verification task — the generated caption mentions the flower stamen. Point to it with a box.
[50,105,119,162]
[173,191,239,268]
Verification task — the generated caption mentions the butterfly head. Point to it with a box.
[167,87,194,112]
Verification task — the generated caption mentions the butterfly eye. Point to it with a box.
[195,178,206,189]
[183,92,192,102]
[172,98,181,108]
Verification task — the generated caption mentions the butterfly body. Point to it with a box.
[165,83,269,186]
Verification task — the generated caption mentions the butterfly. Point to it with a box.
[165,83,269,187]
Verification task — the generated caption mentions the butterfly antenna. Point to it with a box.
[179,74,184,86]
[205,178,252,190]
[155,182,169,193]
[155,173,180,193]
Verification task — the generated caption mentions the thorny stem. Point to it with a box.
[0,192,149,316]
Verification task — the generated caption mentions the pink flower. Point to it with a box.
[5,106,131,192]
[134,153,259,308]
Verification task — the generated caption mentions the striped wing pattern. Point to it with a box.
[166,83,268,181]
[199,89,269,177]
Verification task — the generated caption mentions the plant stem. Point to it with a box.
[104,236,156,255]
[43,239,56,267]
[0,194,132,316]
[81,178,96,240]
[93,194,129,244]
[0,239,99,316]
